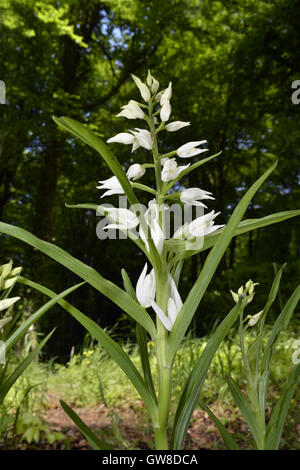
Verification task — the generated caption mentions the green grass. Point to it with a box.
[1,328,299,449]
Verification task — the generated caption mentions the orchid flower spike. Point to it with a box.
[116,100,145,120]
[126,163,145,181]
[180,187,215,207]
[177,140,208,158]
[136,263,156,308]
[103,208,139,231]
[96,176,125,197]
[161,158,190,182]
[230,279,259,305]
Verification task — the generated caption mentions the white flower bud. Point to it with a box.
[131,74,151,102]
[166,121,190,132]
[126,163,145,181]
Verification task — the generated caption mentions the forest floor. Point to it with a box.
[9,393,253,450]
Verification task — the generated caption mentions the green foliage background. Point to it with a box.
[0,0,299,358]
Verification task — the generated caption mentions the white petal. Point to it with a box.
[151,301,172,331]
[107,133,135,145]
[0,297,20,312]
[166,121,190,132]
[160,100,171,122]
[131,75,151,102]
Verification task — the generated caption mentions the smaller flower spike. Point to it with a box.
[177,140,208,158]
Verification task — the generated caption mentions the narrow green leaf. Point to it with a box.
[17,276,158,420]
[170,302,241,449]
[198,400,241,450]
[1,282,84,356]
[265,363,300,450]
[261,284,300,373]
[0,222,156,338]
[167,211,300,257]
[0,330,54,404]
[226,377,259,444]
[168,162,278,363]
[53,116,138,206]
[60,400,112,450]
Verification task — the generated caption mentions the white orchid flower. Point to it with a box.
[160,100,171,122]
[103,208,139,231]
[177,140,208,158]
[180,187,214,207]
[107,129,152,152]
[107,132,135,145]
[167,275,183,326]
[96,176,125,197]
[247,311,263,327]
[147,70,159,93]
[139,200,165,254]
[136,263,156,308]
[155,82,172,106]
[0,297,20,312]
[126,163,145,181]
[174,210,223,239]
[165,121,190,132]
[161,158,190,182]
[130,128,153,152]
[131,74,151,102]
[116,100,145,120]
[151,275,182,331]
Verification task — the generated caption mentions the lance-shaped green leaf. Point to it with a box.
[225,377,259,445]
[170,301,241,450]
[168,162,278,362]
[256,263,286,414]
[0,282,84,358]
[167,210,300,259]
[198,400,241,450]
[17,276,158,421]
[53,116,138,206]
[261,284,300,375]
[265,363,300,450]
[0,330,54,405]
[60,400,112,450]
[0,222,156,338]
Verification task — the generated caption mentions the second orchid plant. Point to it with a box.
[1,71,299,449]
